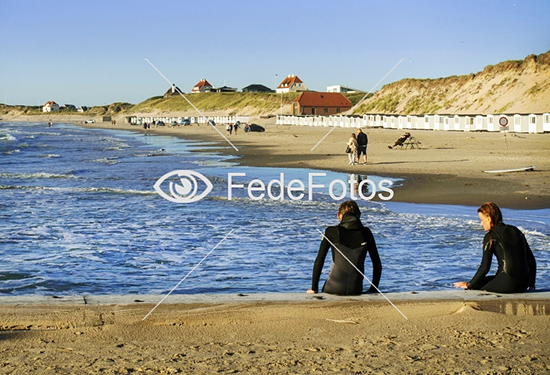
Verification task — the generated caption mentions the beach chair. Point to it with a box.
[401,136,422,149]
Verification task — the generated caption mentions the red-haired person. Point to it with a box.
[454,202,536,293]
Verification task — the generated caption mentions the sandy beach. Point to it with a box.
[2,115,549,374]
[1,292,550,374]
[66,115,550,209]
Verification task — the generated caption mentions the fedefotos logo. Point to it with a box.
[154,170,394,203]
[154,170,213,203]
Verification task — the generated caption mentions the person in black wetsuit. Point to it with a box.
[454,202,536,293]
[307,200,382,295]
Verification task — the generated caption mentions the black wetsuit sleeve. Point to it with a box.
[467,234,493,289]
[365,228,382,291]
[311,228,332,291]
[525,237,537,288]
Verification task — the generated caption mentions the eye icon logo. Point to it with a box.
[154,170,213,203]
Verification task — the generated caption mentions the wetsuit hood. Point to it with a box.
[339,213,363,230]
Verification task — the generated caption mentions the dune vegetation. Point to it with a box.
[2,51,548,119]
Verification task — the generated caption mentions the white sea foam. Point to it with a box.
[38,154,60,158]
[0,172,78,179]
[0,133,17,142]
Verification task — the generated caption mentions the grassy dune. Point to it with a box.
[3,51,548,118]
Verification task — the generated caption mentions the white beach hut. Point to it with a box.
[528,114,541,133]
[367,114,376,128]
[375,115,383,128]
[443,116,451,131]
[361,116,368,128]
[397,116,406,129]
[487,115,497,132]
[412,116,422,130]
[388,115,397,129]
[423,115,433,130]
[406,116,413,129]
[513,114,529,133]
[313,116,321,127]
[543,113,550,133]
[433,115,445,131]
[327,115,335,127]
[475,115,487,131]
[464,116,474,131]
[453,115,461,131]
[381,115,388,128]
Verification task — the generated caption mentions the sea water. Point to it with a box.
[1,122,548,296]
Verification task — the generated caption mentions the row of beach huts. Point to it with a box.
[276,113,550,133]
[126,113,550,133]
[126,115,250,126]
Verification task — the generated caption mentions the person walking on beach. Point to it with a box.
[234,121,240,135]
[454,202,536,293]
[346,133,358,165]
[356,128,368,164]
[307,200,382,295]
[226,123,233,136]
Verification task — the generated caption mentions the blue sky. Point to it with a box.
[1,0,549,106]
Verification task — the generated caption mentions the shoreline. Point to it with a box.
[2,289,549,306]
[3,115,549,209]
[80,118,549,210]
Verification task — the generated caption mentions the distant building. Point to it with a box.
[242,84,273,93]
[77,106,89,113]
[212,85,237,93]
[60,104,76,111]
[164,84,184,97]
[292,92,352,116]
[191,79,214,93]
[276,74,307,93]
[327,85,363,93]
[42,101,59,112]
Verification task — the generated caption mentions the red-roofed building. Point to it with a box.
[42,101,59,112]
[292,92,352,116]
[191,79,214,93]
[276,74,307,93]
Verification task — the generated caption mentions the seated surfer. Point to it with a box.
[307,200,382,295]
[454,202,536,293]
[388,132,411,149]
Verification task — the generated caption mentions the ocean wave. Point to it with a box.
[0,185,155,195]
[89,157,119,165]
[0,133,17,142]
[0,172,79,179]
[38,154,61,158]
[2,150,21,155]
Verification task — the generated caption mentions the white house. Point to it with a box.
[276,74,307,93]
[327,85,362,93]
[191,79,214,93]
[43,101,59,112]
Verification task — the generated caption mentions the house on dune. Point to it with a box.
[191,79,214,93]
[292,92,352,116]
[276,74,307,93]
